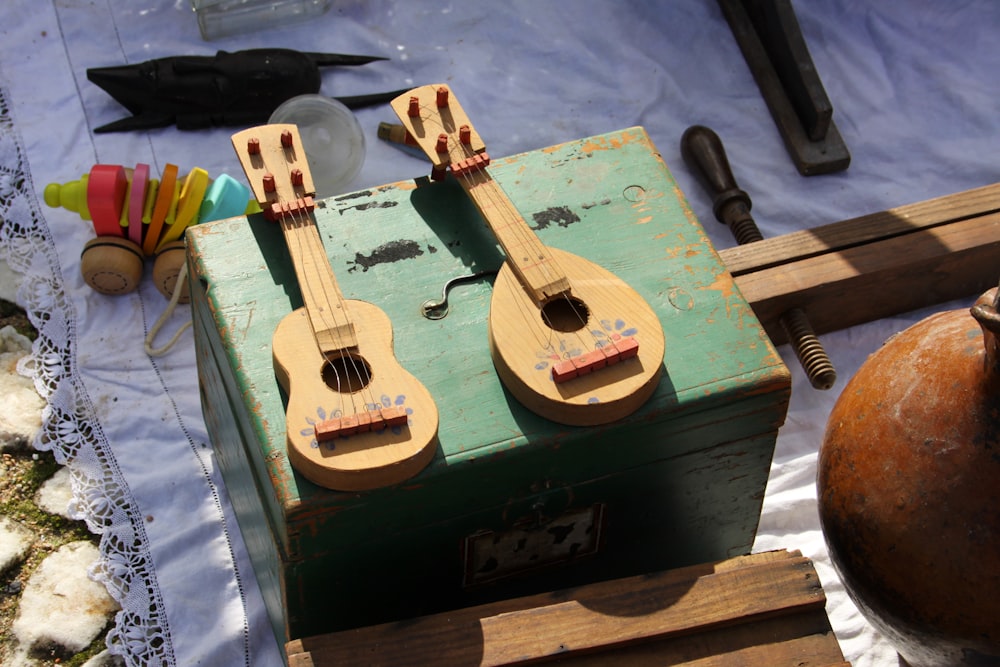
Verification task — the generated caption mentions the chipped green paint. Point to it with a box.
[187,126,790,647]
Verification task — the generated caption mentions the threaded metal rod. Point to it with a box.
[725,205,765,245]
[780,307,837,390]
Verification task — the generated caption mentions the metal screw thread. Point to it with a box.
[727,212,764,245]
[780,307,837,390]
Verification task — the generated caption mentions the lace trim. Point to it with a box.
[0,85,174,665]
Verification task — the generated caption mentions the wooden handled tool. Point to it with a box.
[681,125,836,390]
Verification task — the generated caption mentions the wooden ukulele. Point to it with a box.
[391,85,665,426]
[231,124,438,491]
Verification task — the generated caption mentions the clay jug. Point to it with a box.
[817,287,1000,667]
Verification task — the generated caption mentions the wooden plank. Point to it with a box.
[729,212,1000,344]
[551,613,850,666]
[286,550,842,667]
[720,181,1000,276]
[717,0,850,175]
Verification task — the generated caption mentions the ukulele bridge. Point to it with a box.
[551,337,640,384]
[314,406,409,442]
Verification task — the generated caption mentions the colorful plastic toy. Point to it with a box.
[45,163,256,298]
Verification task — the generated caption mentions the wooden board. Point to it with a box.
[721,182,1000,343]
[718,0,850,176]
[286,549,849,666]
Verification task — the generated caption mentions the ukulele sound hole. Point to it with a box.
[541,296,590,333]
[322,353,373,394]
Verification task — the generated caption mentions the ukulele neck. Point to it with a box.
[280,213,358,352]
[459,167,570,305]
[388,84,570,305]
[230,124,358,353]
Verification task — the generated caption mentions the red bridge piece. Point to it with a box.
[551,337,640,384]
[314,405,409,442]
[265,196,315,222]
[451,152,491,177]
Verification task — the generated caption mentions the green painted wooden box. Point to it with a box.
[186,127,790,647]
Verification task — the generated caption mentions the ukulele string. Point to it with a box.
[441,118,608,356]
[451,173,553,351]
[449,148,594,354]
[288,206,379,415]
[275,153,380,418]
[476,176,600,354]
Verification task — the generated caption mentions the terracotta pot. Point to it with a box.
[818,288,1000,667]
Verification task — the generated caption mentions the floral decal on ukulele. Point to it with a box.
[533,318,641,403]
[534,318,639,372]
[302,394,412,450]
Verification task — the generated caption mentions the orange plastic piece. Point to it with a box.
[145,164,179,256]
[314,405,409,442]
[551,336,640,384]
[86,164,128,237]
[155,167,209,252]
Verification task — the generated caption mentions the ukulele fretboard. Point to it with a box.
[232,126,358,351]
[459,169,570,304]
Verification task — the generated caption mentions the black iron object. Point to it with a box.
[718,0,850,175]
[88,48,406,133]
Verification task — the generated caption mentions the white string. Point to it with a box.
[144,262,192,357]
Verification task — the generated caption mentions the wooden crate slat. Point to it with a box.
[727,210,1000,344]
[547,613,850,667]
[286,550,845,667]
[720,181,1000,276]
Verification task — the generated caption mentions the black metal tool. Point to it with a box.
[717,0,850,175]
[88,48,407,133]
[681,124,837,390]
[420,270,498,320]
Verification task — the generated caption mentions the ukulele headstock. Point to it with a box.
[231,124,316,221]
[390,84,489,178]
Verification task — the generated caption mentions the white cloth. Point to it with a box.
[1,1,997,664]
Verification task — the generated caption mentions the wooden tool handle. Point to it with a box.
[680,126,753,214]
[680,125,761,244]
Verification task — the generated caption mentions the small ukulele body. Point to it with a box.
[489,248,663,426]
[232,123,438,491]
[392,84,665,425]
[273,302,438,491]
